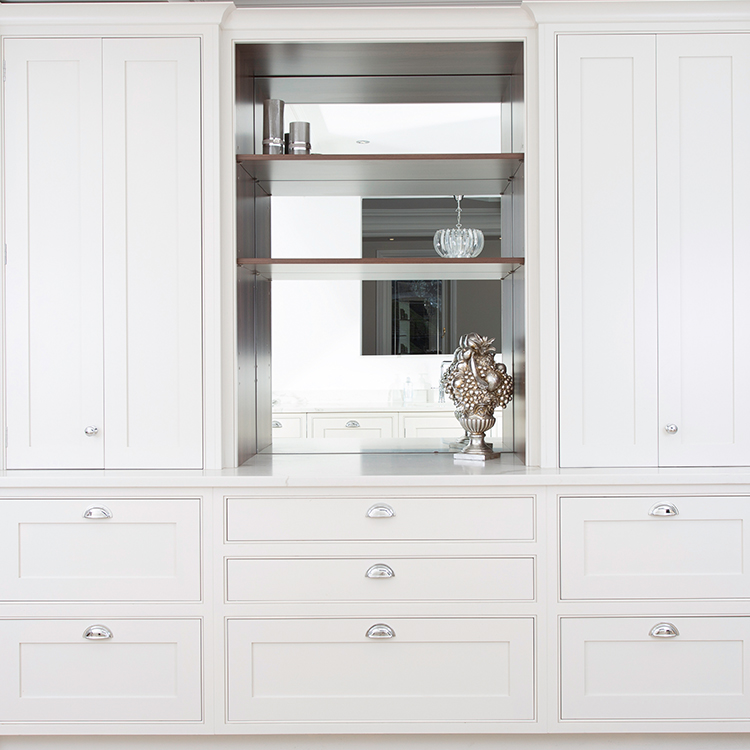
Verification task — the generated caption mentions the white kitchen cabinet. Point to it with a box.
[0,618,202,723]
[558,33,750,468]
[226,617,535,725]
[307,412,398,439]
[561,616,750,721]
[4,37,203,470]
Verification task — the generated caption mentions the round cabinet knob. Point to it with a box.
[665,424,678,434]
[84,426,99,437]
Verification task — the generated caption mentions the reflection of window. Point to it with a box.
[391,280,449,355]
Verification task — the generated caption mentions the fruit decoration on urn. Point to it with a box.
[440,333,513,461]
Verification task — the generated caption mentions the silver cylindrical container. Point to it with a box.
[287,121,311,155]
[263,99,284,154]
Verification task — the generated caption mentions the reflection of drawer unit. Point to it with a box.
[561,616,750,721]
[0,499,201,601]
[271,413,305,438]
[226,617,535,725]
[0,619,202,723]
[307,413,398,439]
[400,412,466,438]
[226,556,535,603]
[559,495,750,599]
[226,495,535,542]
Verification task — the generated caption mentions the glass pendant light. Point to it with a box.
[433,195,485,258]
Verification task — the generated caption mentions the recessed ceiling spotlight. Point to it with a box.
[356,139,370,144]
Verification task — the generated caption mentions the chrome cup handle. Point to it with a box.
[366,504,395,518]
[366,623,395,639]
[649,622,680,638]
[83,624,113,640]
[83,506,113,519]
[648,503,679,517]
[365,564,395,579]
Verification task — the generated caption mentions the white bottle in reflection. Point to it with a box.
[403,377,414,404]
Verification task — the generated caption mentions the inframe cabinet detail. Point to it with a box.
[4,36,203,470]
[557,33,750,468]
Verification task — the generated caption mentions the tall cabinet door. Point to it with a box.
[4,39,105,469]
[102,38,203,469]
[557,35,659,467]
[657,35,750,466]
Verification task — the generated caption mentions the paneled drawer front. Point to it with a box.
[0,619,202,723]
[226,557,535,603]
[560,495,750,599]
[308,413,398,439]
[271,413,305,438]
[0,499,201,601]
[226,495,534,542]
[561,616,750,720]
[401,413,466,438]
[227,617,534,723]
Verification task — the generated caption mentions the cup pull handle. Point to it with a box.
[346,420,360,428]
[366,624,395,639]
[649,503,679,517]
[83,506,113,520]
[649,622,680,638]
[365,564,395,579]
[366,504,395,518]
[83,625,113,640]
[272,420,282,428]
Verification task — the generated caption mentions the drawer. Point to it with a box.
[226,495,535,542]
[560,495,750,599]
[271,413,305,438]
[0,498,201,601]
[561,616,750,721]
[308,413,398,439]
[401,413,466,438]
[227,617,534,724]
[0,618,202,723]
[226,556,535,602]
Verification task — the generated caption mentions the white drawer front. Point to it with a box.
[308,413,397,439]
[401,413,466,438]
[271,413,305,438]
[0,499,201,601]
[560,495,750,599]
[227,618,534,724]
[226,557,534,603]
[0,619,202,723]
[561,617,750,721]
[226,495,534,542]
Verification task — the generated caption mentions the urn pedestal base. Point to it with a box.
[454,415,501,462]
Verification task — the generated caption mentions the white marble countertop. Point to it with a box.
[1,452,750,488]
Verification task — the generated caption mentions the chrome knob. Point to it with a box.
[365,564,395,579]
[366,504,395,518]
[84,426,99,436]
[83,505,113,520]
[665,424,678,434]
[649,622,679,638]
[345,420,361,428]
[83,624,113,640]
[366,623,395,639]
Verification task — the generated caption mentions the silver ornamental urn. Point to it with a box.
[440,333,513,461]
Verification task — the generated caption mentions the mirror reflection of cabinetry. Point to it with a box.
[235,42,525,464]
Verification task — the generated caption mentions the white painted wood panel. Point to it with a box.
[561,617,750,720]
[227,618,534,723]
[657,34,750,466]
[307,413,398,439]
[226,556,534,602]
[559,495,750,600]
[271,413,305,438]
[401,413,467,438]
[557,35,659,467]
[102,38,203,469]
[0,498,201,601]
[0,619,202,723]
[4,39,104,469]
[226,495,535,542]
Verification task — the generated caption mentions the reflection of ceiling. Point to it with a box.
[286,102,503,155]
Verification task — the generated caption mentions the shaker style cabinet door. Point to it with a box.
[557,35,659,468]
[4,37,203,469]
[656,34,750,467]
[102,38,203,469]
[4,39,105,469]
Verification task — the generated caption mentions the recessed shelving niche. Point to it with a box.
[235,41,526,465]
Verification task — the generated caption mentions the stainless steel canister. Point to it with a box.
[262,99,284,154]
[287,121,311,155]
